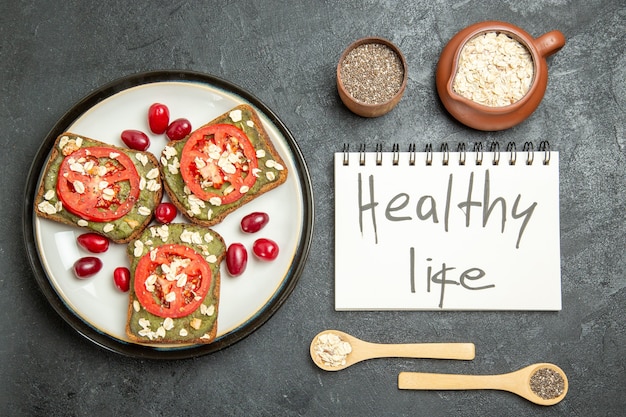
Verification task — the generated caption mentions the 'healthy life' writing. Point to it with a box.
[357,170,537,249]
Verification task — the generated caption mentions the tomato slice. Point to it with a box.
[180,124,258,205]
[134,244,212,318]
[57,147,141,222]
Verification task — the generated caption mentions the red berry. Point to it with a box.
[73,256,103,279]
[120,129,150,151]
[241,212,269,233]
[166,118,192,141]
[154,202,177,224]
[76,233,110,253]
[113,267,131,292]
[226,243,248,277]
[148,103,170,134]
[252,238,279,261]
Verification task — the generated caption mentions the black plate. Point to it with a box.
[23,70,314,359]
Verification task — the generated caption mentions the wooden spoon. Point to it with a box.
[310,330,475,371]
[398,362,568,406]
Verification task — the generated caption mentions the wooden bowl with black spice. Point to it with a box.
[337,37,408,117]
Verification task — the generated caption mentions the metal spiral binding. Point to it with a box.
[359,143,366,166]
[425,144,433,166]
[457,143,466,165]
[523,141,534,165]
[392,143,400,165]
[408,143,416,165]
[490,142,500,165]
[375,143,383,166]
[473,142,483,165]
[538,140,551,165]
[440,143,449,166]
[341,141,550,166]
[506,142,517,165]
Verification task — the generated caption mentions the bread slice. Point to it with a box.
[125,223,225,344]
[34,132,163,244]
[159,104,288,226]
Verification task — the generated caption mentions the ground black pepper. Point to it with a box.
[340,43,404,105]
[529,367,565,399]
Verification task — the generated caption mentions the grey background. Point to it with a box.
[2,1,625,416]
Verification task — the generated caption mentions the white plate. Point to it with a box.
[24,71,313,359]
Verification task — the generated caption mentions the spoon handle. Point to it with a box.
[398,371,513,392]
[368,342,475,361]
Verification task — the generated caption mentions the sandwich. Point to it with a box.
[159,104,288,226]
[125,223,225,344]
[34,133,162,243]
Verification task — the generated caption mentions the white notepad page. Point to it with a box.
[334,146,561,310]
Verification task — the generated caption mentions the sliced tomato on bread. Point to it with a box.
[160,105,288,227]
[34,133,162,243]
[126,223,225,344]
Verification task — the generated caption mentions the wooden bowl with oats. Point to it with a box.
[337,37,408,117]
[436,21,565,131]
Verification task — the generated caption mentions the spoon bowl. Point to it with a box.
[398,362,568,406]
[310,330,476,371]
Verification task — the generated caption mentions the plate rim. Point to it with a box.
[22,70,314,360]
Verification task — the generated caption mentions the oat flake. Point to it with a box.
[313,332,353,367]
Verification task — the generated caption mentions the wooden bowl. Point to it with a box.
[436,21,565,131]
[337,37,408,118]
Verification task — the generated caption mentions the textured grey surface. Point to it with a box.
[2,1,625,416]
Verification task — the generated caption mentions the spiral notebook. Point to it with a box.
[334,142,561,311]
